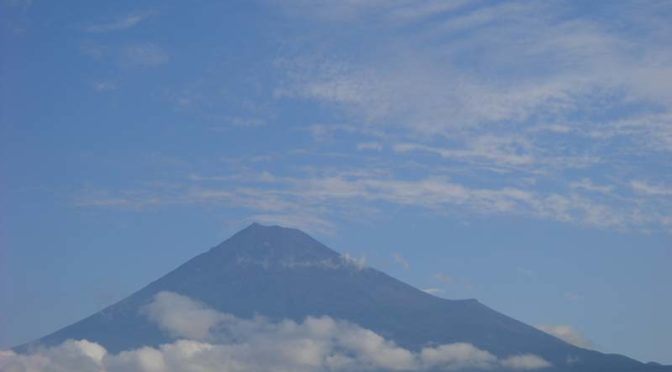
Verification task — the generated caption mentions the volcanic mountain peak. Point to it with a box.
[15,223,672,372]
[207,223,358,270]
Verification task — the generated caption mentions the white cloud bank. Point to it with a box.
[1,292,551,371]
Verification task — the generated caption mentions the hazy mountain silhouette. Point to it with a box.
[17,223,671,371]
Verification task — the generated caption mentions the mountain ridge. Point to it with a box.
[14,223,672,372]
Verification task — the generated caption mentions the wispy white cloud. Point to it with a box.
[121,43,169,67]
[570,179,613,194]
[357,142,383,151]
[1,291,551,371]
[92,81,117,92]
[279,0,476,23]
[393,138,536,168]
[434,273,456,286]
[75,167,672,233]
[631,180,672,196]
[341,253,367,271]
[392,253,410,270]
[81,42,169,68]
[277,3,671,142]
[267,0,672,234]
[71,1,672,235]
[422,288,444,296]
[86,11,154,33]
[537,325,593,349]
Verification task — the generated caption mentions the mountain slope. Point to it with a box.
[17,223,671,371]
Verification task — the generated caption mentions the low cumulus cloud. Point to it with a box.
[1,292,552,371]
[142,291,226,340]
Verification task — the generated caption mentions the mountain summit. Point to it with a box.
[208,222,344,265]
[16,224,671,371]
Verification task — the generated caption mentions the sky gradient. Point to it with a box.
[1,0,671,365]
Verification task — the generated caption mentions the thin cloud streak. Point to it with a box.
[74,168,672,233]
[537,325,593,349]
[86,11,155,33]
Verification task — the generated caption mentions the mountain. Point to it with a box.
[16,223,671,371]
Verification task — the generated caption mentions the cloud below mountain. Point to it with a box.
[1,292,551,371]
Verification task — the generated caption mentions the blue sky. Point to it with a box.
[1,0,671,364]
